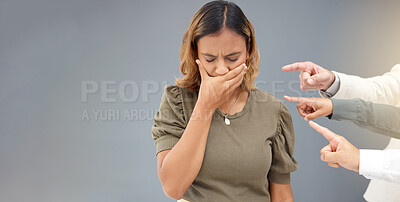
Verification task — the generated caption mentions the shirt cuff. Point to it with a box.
[330,98,359,120]
[359,149,384,180]
[154,135,180,155]
[268,172,291,184]
[319,71,340,98]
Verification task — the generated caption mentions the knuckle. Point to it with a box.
[224,82,230,90]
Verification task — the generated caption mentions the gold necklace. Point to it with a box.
[219,90,242,126]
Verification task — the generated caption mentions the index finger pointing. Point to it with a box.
[283,96,303,103]
[309,121,337,142]
[282,62,312,72]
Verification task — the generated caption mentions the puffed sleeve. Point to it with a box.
[152,85,186,155]
[268,102,299,184]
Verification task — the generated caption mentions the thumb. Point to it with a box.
[310,71,331,84]
[304,110,324,121]
[322,151,339,163]
[327,162,341,168]
[196,59,209,80]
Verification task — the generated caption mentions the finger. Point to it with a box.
[223,63,246,81]
[320,144,332,155]
[297,104,309,117]
[296,105,305,117]
[322,151,338,163]
[305,102,331,120]
[224,77,245,98]
[310,72,330,84]
[226,68,245,91]
[308,121,338,142]
[230,76,245,93]
[305,110,324,121]
[328,162,340,168]
[283,96,304,103]
[300,71,322,88]
[196,59,210,79]
[300,71,312,81]
[310,74,321,84]
[281,62,313,72]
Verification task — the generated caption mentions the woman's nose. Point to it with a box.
[215,61,229,75]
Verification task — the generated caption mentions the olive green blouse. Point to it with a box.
[152,85,298,202]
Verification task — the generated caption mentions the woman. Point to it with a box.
[152,1,298,201]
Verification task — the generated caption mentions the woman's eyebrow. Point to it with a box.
[201,52,241,57]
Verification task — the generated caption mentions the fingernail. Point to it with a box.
[308,78,314,84]
[244,64,248,69]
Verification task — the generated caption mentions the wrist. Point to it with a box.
[196,99,216,111]
[327,99,333,115]
[194,101,216,118]
[196,92,218,111]
[355,148,360,172]
[322,71,336,91]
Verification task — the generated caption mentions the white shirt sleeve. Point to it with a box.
[331,64,400,105]
[359,149,400,184]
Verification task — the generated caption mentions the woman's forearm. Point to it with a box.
[270,182,294,202]
[158,102,214,199]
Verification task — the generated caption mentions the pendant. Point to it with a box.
[224,117,230,125]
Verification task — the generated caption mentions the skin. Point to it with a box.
[282,61,361,173]
[196,27,250,113]
[309,121,360,172]
[283,96,333,121]
[157,28,293,201]
[281,61,335,91]
[283,96,360,172]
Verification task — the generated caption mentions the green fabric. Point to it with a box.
[331,98,400,139]
[152,85,298,202]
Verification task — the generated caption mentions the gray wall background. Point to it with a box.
[1,0,400,201]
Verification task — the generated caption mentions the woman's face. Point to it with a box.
[197,28,249,77]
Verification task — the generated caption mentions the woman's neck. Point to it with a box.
[218,87,249,115]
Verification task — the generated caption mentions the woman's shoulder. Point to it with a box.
[252,89,283,105]
[163,84,197,100]
[163,84,180,97]
[158,85,183,110]
[162,85,198,123]
[251,88,291,116]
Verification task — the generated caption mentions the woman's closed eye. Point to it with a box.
[205,58,238,63]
